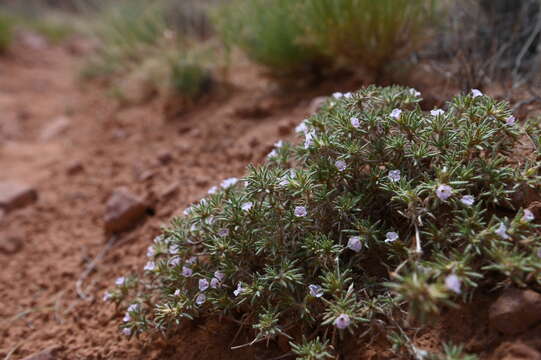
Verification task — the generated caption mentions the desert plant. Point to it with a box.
[91,0,167,71]
[213,0,436,77]
[108,86,541,358]
[213,0,321,75]
[169,60,212,99]
[0,12,14,53]
[301,0,436,74]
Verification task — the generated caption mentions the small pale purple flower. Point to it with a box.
[218,228,229,237]
[506,116,516,126]
[388,170,401,182]
[127,303,139,312]
[304,131,315,149]
[174,289,181,296]
[115,277,125,286]
[460,195,475,206]
[471,89,483,98]
[169,244,181,254]
[183,207,191,216]
[153,235,164,244]
[146,246,155,258]
[347,236,362,252]
[295,121,308,134]
[168,256,181,267]
[444,274,461,294]
[334,314,351,329]
[390,108,402,119]
[208,186,218,195]
[199,279,209,292]
[123,313,131,322]
[430,109,445,116]
[234,282,245,297]
[242,202,253,211]
[495,223,510,239]
[144,261,156,271]
[274,140,284,148]
[409,88,421,97]
[267,149,278,159]
[221,177,238,189]
[182,266,193,277]
[294,206,307,217]
[195,293,206,305]
[214,271,225,281]
[385,232,399,243]
[335,160,347,172]
[210,277,221,289]
[523,209,535,222]
[350,117,360,128]
[122,327,132,336]
[344,92,353,99]
[436,184,453,201]
[333,92,343,99]
[308,284,324,298]
[103,291,112,301]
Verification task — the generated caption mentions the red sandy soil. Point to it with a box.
[2,35,541,360]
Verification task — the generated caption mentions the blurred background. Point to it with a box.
[1,0,540,112]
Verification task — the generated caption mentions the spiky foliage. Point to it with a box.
[111,86,541,357]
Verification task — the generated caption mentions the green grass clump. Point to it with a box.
[169,60,212,99]
[92,0,167,71]
[213,0,320,74]
[83,0,218,103]
[213,0,435,76]
[0,13,14,53]
[302,0,436,73]
[108,86,541,358]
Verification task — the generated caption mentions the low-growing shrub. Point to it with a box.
[109,86,541,358]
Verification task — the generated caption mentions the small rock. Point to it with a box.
[0,237,23,255]
[21,345,62,360]
[104,188,147,234]
[157,151,173,165]
[277,119,294,136]
[161,182,179,199]
[0,182,38,212]
[195,176,209,188]
[66,160,84,175]
[495,342,541,360]
[309,96,329,115]
[137,170,155,182]
[489,288,541,335]
[40,116,70,141]
[19,32,48,50]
